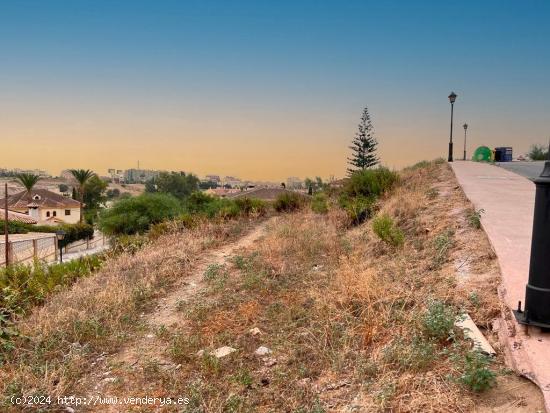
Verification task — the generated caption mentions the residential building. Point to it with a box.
[124,169,160,184]
[205,175,221,184]
[0,189,81,224]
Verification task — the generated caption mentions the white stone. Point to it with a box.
[254,346,272,356]
[213,346,237,358]
[249,327,262,336]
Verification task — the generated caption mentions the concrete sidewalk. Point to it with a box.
[451,161,550,411]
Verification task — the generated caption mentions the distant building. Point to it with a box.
[0,189,81,224]
[0,168,50,177]
[286,177,303,189]
[108,168,125,183]
[124,169,160,184]
[205,175,221,184]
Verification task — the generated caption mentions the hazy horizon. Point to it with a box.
[1,1,549,181]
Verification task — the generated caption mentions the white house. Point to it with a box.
[0,189,81,224]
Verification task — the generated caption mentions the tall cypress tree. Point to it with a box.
[347,106,379,175]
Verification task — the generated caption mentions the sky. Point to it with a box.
[1,0,549,181]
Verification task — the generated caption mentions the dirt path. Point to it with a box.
[76,219,273,412]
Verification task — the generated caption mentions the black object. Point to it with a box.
[495,147,513,162]
[514,158,550,328]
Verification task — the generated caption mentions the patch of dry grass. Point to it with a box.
[129,161,511,412]
[1,161,537,412]
[0,219,253,409]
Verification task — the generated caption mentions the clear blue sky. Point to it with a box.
[1,0,549,179]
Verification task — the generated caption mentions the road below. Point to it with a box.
[497,161,545,180]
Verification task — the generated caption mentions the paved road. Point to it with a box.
[497,161,545,180]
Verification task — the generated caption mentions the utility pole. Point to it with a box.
[4,183,9,268]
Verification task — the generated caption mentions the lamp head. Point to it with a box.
[56,230,66,241]
[448,92,457,104]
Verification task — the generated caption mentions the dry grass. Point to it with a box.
[0,219,253,409]
[1,162,541,412]
[84,161,520,412]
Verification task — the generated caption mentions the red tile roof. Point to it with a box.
[0,208,37,224]
[0,189,81,209]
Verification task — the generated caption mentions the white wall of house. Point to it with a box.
[38,207,81,224]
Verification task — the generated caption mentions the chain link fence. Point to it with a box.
[0,235,57,266]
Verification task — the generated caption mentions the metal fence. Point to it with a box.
[0,234,106,266]
[0,235,57,266]
[64,235,106,254]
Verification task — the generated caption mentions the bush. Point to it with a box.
[0,220,31,234]
[344,167,399,198]
[0,256,104,317]
[339,195,375,226]
[422,300,457,340]
[528,144,548,161]
[372,214,404,247]
[466,209,484,229]
[99,193,182,236]
[234,197,268,216]
[311,193,329,214]
[456,350,496,392]
[274,192,306,212]
[183,192,267,220]
[31,223,95,247]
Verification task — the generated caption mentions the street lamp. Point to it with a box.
[463,123,468,161]
[448,92,457,162]
[56,230,66,263]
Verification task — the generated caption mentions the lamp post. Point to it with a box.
[56,230,66,263]
[448,92,457,162]
[4,183,8,268]
[463,123,468,161]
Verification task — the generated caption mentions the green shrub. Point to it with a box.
[183,192,267,219]
[432,230,454,268]
[30,223,95,247]
[339,195,375,226]
[372,214,404,247]
[109,234,149,255]
[311,193,329,214]
[466,209,484,229]
[528,144,548,161]
[0,255,104,327]
[234,197,268,216]
[422,300,457,340]
[99,193,182,235]
[456,350,496,392]
[274,192,306,212]
[344,167,399,198]
[0,220,30,234]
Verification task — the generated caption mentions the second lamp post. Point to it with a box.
[463,123,468,161]
[448,92,457,162]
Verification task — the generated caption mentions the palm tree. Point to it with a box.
[69,169,96,223]
[15,173,40,202]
